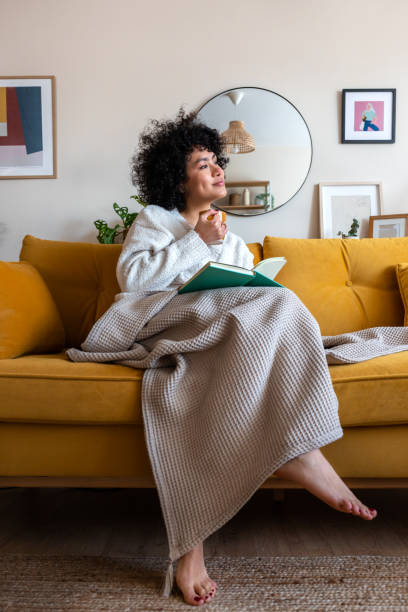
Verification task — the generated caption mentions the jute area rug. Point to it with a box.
[0,554,407,611]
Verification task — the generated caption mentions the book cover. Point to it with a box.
[178,257,286,294]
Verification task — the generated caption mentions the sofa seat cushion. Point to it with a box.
[0,353,143,425]
[1,350,408,428]
[330,350,408,427]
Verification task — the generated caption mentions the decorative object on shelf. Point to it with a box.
[369,213,408,238]
[0,76,56,179]
[255,190,274,211]
[319,182,383,239]
[337,218,360,239]
[196,86,312,217]
[220,91,255,154]
[94,195,146,244]
[342,89,396,144]
[221,180,271,213]
[242,188,250,206]
[229,193,241,206]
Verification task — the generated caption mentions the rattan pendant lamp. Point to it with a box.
[221,91,255,154]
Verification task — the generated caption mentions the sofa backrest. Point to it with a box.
[20,235,263,348]
[264,236,407,335]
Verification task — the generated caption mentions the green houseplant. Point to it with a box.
[94,195,147,244]
[337,218,360,239]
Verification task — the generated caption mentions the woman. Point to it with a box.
[68,108,377,607]
[362,102,380,131]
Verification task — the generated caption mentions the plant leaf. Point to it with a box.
[130,194,148,207]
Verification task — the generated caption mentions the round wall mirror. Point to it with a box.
[196,87,312,216]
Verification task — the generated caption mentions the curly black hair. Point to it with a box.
[131,106,229,212]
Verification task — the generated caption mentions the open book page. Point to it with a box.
[208,262,253,273]
[253,257,286,280]
[190,256,286,277]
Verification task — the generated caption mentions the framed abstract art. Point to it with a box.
[341,89,396,144]
[0,76,56,178]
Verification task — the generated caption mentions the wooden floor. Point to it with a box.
[0,487,407,557]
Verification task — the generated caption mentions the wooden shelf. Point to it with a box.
[222,181,270,209]
[225,181,269,188]
[219,205,265,210]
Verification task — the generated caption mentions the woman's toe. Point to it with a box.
[363,505,377,519]
[340,499,352,513]
[192,594,205,605]
[202,578,213,592]
[194,583,207,598]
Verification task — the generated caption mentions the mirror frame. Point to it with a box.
[195,86,313,216]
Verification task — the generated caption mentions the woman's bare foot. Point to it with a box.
[176,541,218,606]
[274,448,377,520]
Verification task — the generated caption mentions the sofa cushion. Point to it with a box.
[247,242,263,265]
[0,261,65,359]
[329,350,408,427]
[0,353,143,424]
[396,263,408,325]
[20,235,122,349]
[1,350,407,428]
[20,235,263,348]
[263,236,407,335]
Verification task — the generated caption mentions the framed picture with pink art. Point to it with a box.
[0,76,56,179]
[341,89,396,144]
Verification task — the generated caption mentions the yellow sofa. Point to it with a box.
[1,234,408,490]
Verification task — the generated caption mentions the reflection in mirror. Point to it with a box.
[196,87,312,216]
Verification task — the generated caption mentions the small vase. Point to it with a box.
[242,188,250,206]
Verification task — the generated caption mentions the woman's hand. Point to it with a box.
[194,209,227,244]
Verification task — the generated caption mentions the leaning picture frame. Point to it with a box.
[369,214,408,238]
[319,182,384,239]
[0,75,56,179]
[341,89,396,144]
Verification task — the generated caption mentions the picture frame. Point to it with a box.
[369,214,408,238]
[319,182,384,239]
[0,76,56,179]
[341,89,396,144]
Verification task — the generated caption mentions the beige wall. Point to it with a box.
[1,0,407,260]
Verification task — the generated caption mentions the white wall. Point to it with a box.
[1,0,407,260]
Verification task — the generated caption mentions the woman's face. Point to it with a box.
[181,147,227,206]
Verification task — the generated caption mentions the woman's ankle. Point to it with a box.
[178,542,204,568]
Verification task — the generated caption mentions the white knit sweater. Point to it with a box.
[116,205,255,293]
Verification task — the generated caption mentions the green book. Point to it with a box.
[178,257,286,294]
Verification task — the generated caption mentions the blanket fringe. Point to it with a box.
[161,558,174,597]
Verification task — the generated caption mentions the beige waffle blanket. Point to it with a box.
[66,286,408,596]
